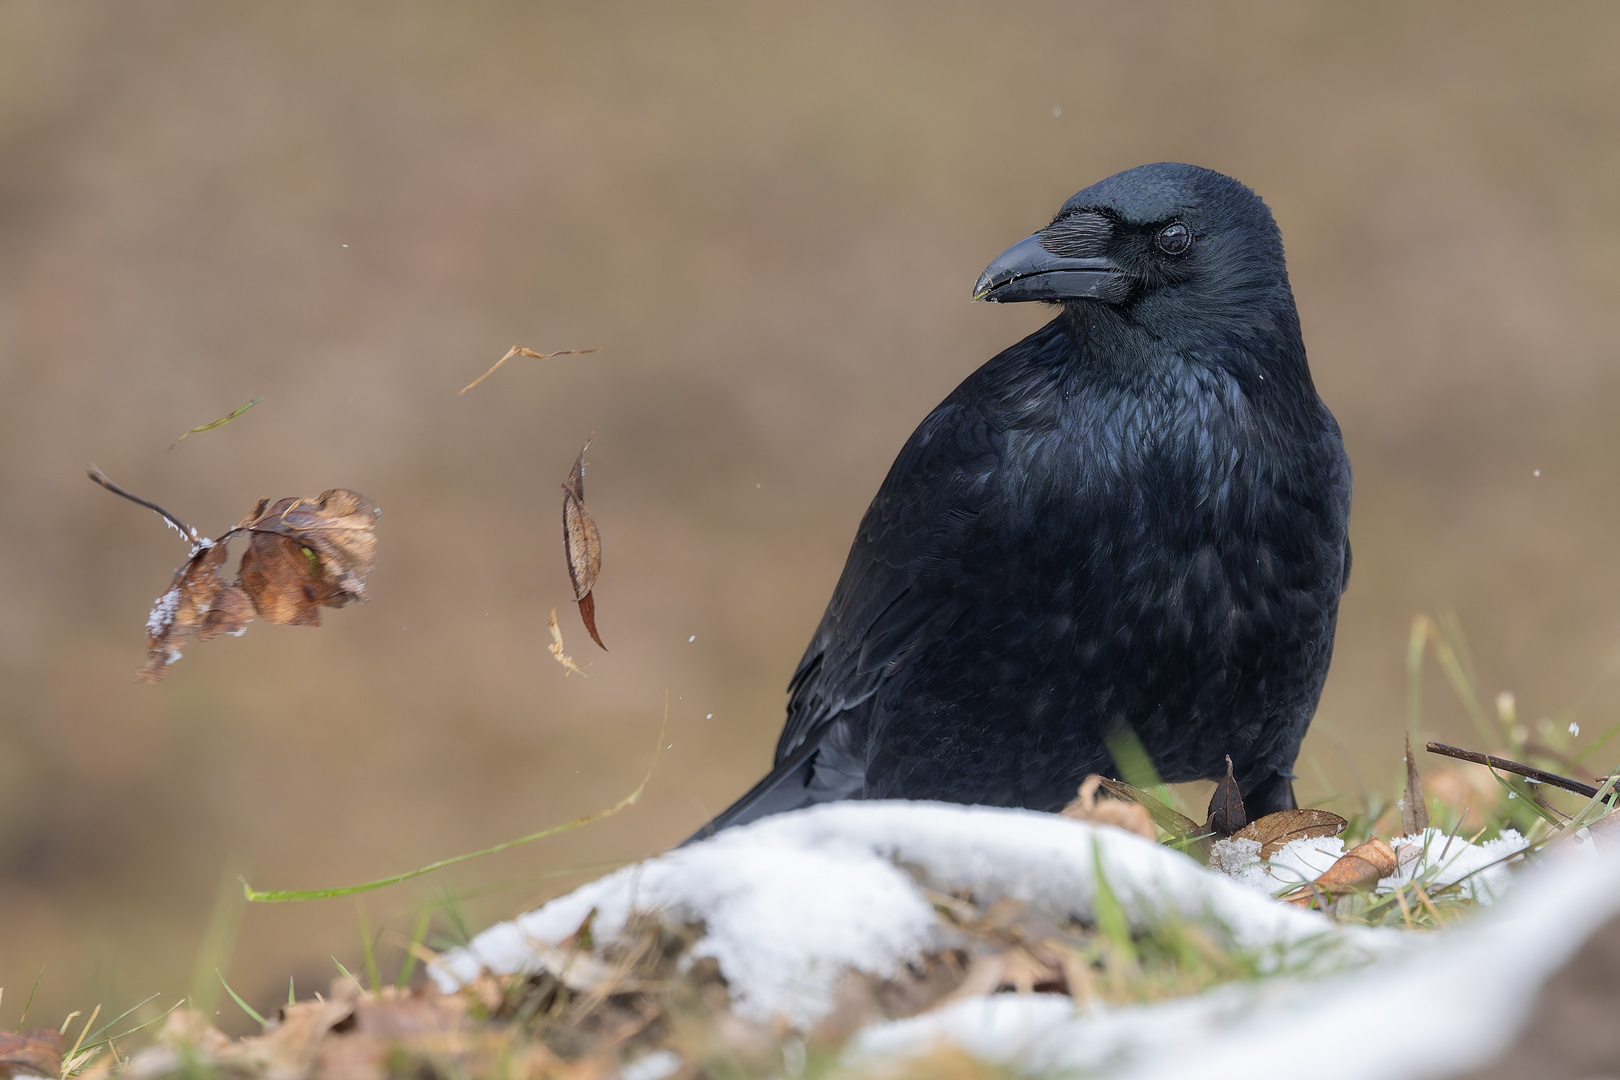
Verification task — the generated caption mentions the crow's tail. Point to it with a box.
[680,735,828,846]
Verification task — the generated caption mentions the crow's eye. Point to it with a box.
[1156,222,1190,255]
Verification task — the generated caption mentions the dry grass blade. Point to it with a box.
[1403,734,1430,835]
[458,344,599,395]
[547,607,586,676]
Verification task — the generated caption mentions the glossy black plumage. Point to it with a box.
[694,163,1351,839]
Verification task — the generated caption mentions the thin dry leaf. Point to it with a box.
[1402,734,1430,836]
[459,344,599,395]
[1096,778,1201,838]
[1232,809,1349,859]
[1205,754,1247,836]
[1284,837,1399,907]
[562,435,606,650]
[548,607,587,676]
[1061,775,1156,841]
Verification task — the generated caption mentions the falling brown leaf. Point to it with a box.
[0,1029,62,1080]
[1205,755,1247,836]
[237,490,380,626]
[562,435,606,650]
[458,344,599,395]
[91,469,379,682]
[1061,775,1156,841]
[1402,734,1430,836]
[1232,809,1348,859]
[548,607,586,677]
[1283,837,1399,908]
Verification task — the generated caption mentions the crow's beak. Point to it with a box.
[972,232,1123,303]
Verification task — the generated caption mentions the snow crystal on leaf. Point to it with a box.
[146,587,181,636]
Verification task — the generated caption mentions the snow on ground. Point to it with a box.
[432,801,1391,1026]
[852,837,1620,1080]
[1213,825,1531,902]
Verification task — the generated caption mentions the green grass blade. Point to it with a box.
[1090,841,1136,966]
[396,908,433,989]
[332,957,354,981]
[15,963,44,1031]
[169,396,263,450]
[215,970,266,1027]
[357,903,380,992]
[243,696,667,903]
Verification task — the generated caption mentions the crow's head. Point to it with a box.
[974,163,1293,343]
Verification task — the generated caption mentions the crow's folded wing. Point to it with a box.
[774,398,1005,764]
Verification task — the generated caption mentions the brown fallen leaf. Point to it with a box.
[562,435,606,650]
[1205,755,1247,836]
[90,469,379,682]
[1402,734,1430,836]
[1232,809,1348,859]
[1284,837,1399,908]
[0,1029,63,1080]
[458,343,599,395]
[1061,775,1156,841]
[548,607,587,676]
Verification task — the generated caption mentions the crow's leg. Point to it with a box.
[1243,768,1298,817]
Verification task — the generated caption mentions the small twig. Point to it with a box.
[1424,741,1601,799]
[87,467,199,545]
[458,344,599,395]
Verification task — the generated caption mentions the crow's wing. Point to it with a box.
[775,396,1005,764]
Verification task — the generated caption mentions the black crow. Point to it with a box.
[694,163,1351,839]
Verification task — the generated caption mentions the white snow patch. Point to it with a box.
[848,839,1620,1080]
[145,587,181,637]
[433,802,1390,1027]
[1214,827,1531,904]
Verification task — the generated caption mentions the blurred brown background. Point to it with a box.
[2,0,1619,1031]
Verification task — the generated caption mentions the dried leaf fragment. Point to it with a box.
[458,344,599,395]
[1206,755,1247,836]
[547,607,586,676]
[139,538,250,683]
[562,435,606,650]
[1402,734,1430,836]
[0,1029,63,1079]
[1061,775,1155,841]
[1284,838,1399,908]
[237,490,380,626]
[1232,809,1348,859]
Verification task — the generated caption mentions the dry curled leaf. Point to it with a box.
[547,607,586,677]
[237,490,380,626]
[1061,775,1156,841]
[1232,809,1348,859]
[1284,837,1399,908]
[1402,734,1430,836]
[562,436,606,650]
[91,469,379,682]
[1205,754,1247,836]
[0,1029,63,1080]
